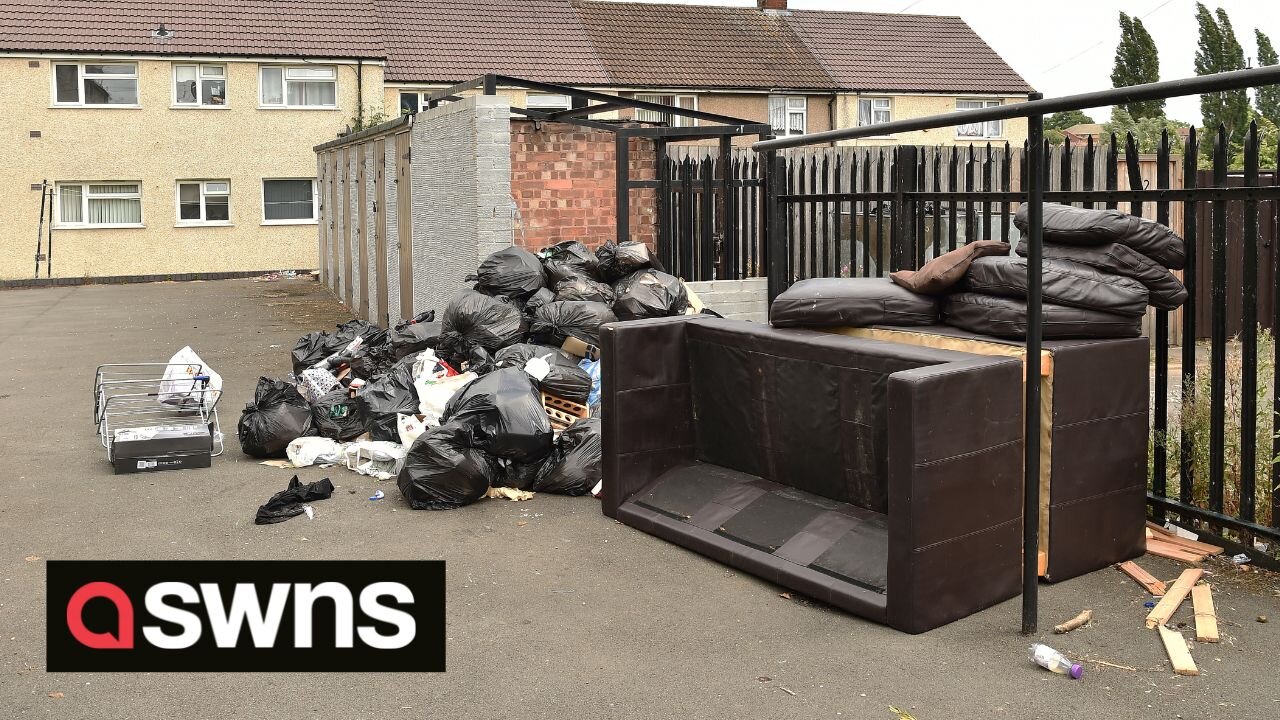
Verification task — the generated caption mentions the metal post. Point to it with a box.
[1022,93,1045,636]
[34,179,47,278]
[763,146,787,302]
[616,131,631,245]
[482,74,497,96]
[715,135,732,280]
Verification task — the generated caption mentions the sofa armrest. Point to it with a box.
[885,357,1025,633]
[599,316,698,518]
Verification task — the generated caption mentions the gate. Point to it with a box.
[658,148,765,282]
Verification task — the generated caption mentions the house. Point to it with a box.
[0,0,1030,281]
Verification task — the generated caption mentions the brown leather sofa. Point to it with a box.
[600,315,1027,633]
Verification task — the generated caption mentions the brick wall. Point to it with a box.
[510,120,657,253]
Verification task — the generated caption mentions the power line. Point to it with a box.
[1039,0,1176,75]
[897,0,926,12]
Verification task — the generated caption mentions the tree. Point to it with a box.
[1230,114,1278,170]
[1256,30,1280,127]
[1045,110,1095,131]
[1195,3,1250,147]
[1103,106,1189,154]
[1111,12,1164,118]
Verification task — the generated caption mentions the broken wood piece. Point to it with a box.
[1117,560,1167,596]
[1054,609,1093,634]
[1157,624,1200,676]
[1145,568,1203,629]
[1191,583,1219,643]
[1145,537,1207,564]
[1145,522,1225,555]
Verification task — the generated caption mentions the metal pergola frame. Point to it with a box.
[424,75,771,255]
[752,63,1280,635]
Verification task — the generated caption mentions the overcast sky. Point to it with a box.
[614,0,1280,125]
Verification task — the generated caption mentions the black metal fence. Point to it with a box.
[658,149,764,281]
[763,125,1280,548]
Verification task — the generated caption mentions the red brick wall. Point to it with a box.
[510,120,657,252]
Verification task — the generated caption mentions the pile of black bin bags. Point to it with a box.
[770,203,1189,340]
[238,239,683,510]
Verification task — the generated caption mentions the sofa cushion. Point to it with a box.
[961,255,1150,317]
[1016,239,1188,310]
[889,240,1010,295]
[942,292,1143,339]
[1014,202,1186,269]
[770,278,938,328]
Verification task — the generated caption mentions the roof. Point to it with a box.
[785,9,1033,94]
[0,0,384,59]
[571,1,835,90]
[1065,123,1105,135]
[376,0,610,85]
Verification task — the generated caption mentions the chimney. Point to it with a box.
[757,0,787,9]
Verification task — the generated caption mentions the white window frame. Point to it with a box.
[956,99,1004,139]
[635,94,698,127]
[399,91,422,114]
[769,95,807,137]
[525,93,572,111]
[261,178,319,225]
[259,65,338,109]
[53,182,144,229]
[175,180,232,226]
[858,97,892,128]
[172,64,228,108]
[51,62,139,108]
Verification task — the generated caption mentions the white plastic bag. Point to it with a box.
[397,413,428,447]
[416,373,475,426]
[343,441,408,480]
[286,436,346,467]
[158,346,223,410]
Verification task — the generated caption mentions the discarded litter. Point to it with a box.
[1029,643,1083,679]
[1231,552,1251,564]
[1053,608,1093,634]
[254,476,334,525]
[369,489,385,501]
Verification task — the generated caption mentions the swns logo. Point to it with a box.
[47,560,445,672]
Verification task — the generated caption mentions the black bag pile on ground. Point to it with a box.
[397,422,499,510]
[355,358,419,441]
[530,301,617,348]
[237,377,313,458]
[436,289,527,366]
[554,275,615,304]
[387,310,440,359]
[291,318,386,375]
[523,287,556,318]
[473,246,546,299]
[539,240,600,280]
[596,240,663,282]
[531,417,601,496]
[538,364,592,404]
[612,269,689,320]
[311,388,367,441]
[440,367,554,468]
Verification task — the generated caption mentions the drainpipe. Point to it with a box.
[357,60,364,123]
[828,92,838,147]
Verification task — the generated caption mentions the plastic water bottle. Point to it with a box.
[1029,644,1083,679]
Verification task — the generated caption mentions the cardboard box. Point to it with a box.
[111,425,212,474]
[113,451,212,474]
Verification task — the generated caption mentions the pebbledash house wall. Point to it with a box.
[1,56,383,281]
[510,119,657,252]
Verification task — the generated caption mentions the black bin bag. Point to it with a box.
[495,343,580,369]
[554,276,616,305]
[612,269,689,321]
[355,360,418,441]
[388,321,442,359]
[530,301,617,348]
[539,240,600,279]
[397,422,498,510]
[531,418,601,496]
[237,377,313,458]
[597,241,663,282]
[441,367,553,464]
[523,287,555,317]
[539,364,592,404]
[311,388,367,441]
[474,247,546,299]
[290,319,385,375]
[437,289,527,365]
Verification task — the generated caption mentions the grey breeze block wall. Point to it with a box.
[364,142,378,318]
[409,94,514,316]
[685,277,769,323]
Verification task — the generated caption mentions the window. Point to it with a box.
[525,93,572,111]
[399,91,420,114]
[956,99,1003,138]
[635,94,697,127]
[176,181,231,224]
[55,183,142,227]
[768,96,807,136]
[52,63,138,106]
[263,179,317,223]
[260,66,336,108]
[858,97,892,127]
[174,64,227,106]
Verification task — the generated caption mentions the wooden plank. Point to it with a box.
[1146,522,1225,555]
[1146,538,1207,563]
[1158,625,1200,676]
[1145,568,1204,629]
[1117,560,1167,596]
[374,138,389,327]
[356,145,368,320]
[1191,583,1219,643]
[395,131,413,319]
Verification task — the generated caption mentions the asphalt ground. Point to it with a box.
[1,278,1277,719]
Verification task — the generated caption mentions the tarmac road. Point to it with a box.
[1,278,1277,719]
